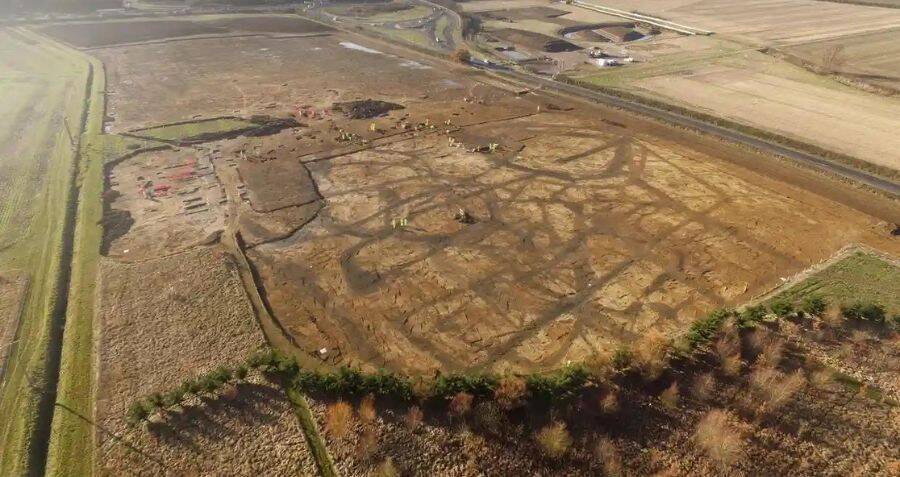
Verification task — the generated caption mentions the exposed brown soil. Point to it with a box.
[489,28,582,52]
[93,247,318,475]
[248,108,898,374]
[333,99,404,120]
[102,148,228,262]
[479,6,571,21]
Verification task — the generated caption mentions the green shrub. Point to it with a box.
[180,380,199,396]
[146,392,164,409]
[210,366,233,385]
[611,347,633,371]
[841,302,886,324]
[126,401,150,426]
[162,389,184,408]
[800,295,828,316]
[235,365,249,380]
[737,305,766,329]
[200,375,219,393]
[685,309,731,349]
[247,349,278,368]
[770,300,794,318]
[525,365,588,400]
[432,374,497,399]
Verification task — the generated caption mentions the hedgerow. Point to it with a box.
[126,296,894,427]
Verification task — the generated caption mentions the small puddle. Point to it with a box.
[338,41,384,55]
[398,60,430,70]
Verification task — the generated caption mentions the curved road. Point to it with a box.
[418,0,899,197]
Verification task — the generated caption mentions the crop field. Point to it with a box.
[0,272,26,376]
[781,27,900,91]
[770,250,900,316]
[0,28,90,477]
[571,44,900,171]
[325,2,434,23]
[577,0,900,44]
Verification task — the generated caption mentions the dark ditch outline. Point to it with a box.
[121,115,301,147]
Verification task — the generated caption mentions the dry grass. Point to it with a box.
[633,329,671,378]
[810,369,833,388]
[449,392,474,418]
[404,405,424,430]
[358,394,376,425]
[595,437,623,476]
[695,409,744,468]
[450,48,471,63]
[374,456,399,477]
[756,339,785,368]
[494,374,527,410]
[750,367,807,414]
[325,400,354,438]
[599,390,620,414]
[535,421,572,459]
[584,351,613,379]
[410,376,432,400]
[659,382,679,411]
[715,333,743,377]
[692,373,716,401]
[356,427,378,459]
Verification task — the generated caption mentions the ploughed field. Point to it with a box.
[45,17,899,381]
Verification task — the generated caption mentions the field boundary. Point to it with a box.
[742,244,899,309]
[287,387,339,477]
[764,47,899,97]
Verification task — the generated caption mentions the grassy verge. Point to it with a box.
[0,28,90,477]
[43,45,158,475]
[764,251,899,316]
[287,388,339,477]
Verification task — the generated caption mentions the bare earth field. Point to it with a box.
[576,0,900,45]
[103,147,227,261]
[74,20,900,379]
[631,53,900,170]
[94,246,317,475]
[782,27,900,91]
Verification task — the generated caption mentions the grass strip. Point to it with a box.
[287,387,339,477]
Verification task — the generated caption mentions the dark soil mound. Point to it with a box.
[490,28,581,53]
[332,100,404,119]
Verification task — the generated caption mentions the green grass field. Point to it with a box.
[130,117,256,143]
[0,28,90,476]
[769,251,899,315]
